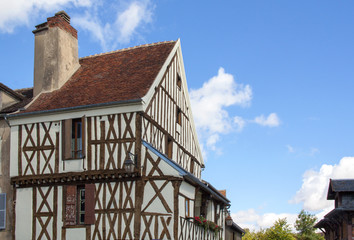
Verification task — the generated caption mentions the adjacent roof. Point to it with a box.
[327,179,354,199]
[23,41,176,114]
[229,222,245,234]
[315,207,354,228]
[0,84,33,114]
[142,140,230,205]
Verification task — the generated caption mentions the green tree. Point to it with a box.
[295,210,324,240]
[242,228,267,240]
[265,218,296,240]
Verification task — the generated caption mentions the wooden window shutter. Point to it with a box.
[81,116,86,158]
[0,193,6,229]
[84,184,95,224]
[62,119,72,160]
[65,185,77,225]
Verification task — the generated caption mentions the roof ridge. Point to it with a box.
[15,87,33,91]
[80,40,176,60]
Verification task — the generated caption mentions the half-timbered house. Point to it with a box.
[6,11,235,240]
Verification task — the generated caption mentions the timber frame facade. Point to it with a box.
[4,11,236,240]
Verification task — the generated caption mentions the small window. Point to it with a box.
[78,187,85,224]
[176,107,182,125]
[72,119,83,158]
[64,184,95,226]
[185,198,190,218]
[0,193,6,230]
[177,73,182,88]
[166,137,173,159]
[62,117,85,160]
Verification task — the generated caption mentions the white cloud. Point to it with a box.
[190,67,252,149]
[0,0,154,50]
[115,0,152,43]
[73,0,153,50]
[253,113,280,127]
[234,116,246,132]
[286,144,295,153]
[0,0,92,33]
[291,157,354,211]
[232,209,297,231]
[310,147,319,156]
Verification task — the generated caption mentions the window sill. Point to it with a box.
[63,156,85,161]
[63,224,91,229]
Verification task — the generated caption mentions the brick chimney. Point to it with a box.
[32,11,80,97]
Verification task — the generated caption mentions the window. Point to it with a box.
[177,73,182,88]
[0,193,5,230]
[166,137,173,159]
[62,117,85,160]
[185,198,190,218]
[64,184,95,226]
[176,107,182,125]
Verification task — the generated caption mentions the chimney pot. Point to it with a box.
[55,10,70,24]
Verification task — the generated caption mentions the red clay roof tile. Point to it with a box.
[24,41,176,113]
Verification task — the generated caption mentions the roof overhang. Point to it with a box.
[142,140,230,206]
[6,98,144,125]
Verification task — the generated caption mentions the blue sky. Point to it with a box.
[1,0,354,230]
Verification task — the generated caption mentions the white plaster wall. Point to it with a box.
[15,188,32,239]
[178,195,184,217]
[62,159,85,172]
[57,186,63,240]
[10,126,18,177]
[142,180,173,214]
[143,147,180,177]
[65,227,85,240]
[180,182,195,200]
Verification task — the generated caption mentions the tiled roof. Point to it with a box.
[24,41,176,113]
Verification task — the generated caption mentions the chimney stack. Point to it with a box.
[32,11,80,97]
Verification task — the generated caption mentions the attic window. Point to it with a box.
[176,107,182,125]
[177,73,182,89]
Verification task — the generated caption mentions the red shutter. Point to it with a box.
[84,184,95,224]
[62,119,72,160]
[65,185,77,225]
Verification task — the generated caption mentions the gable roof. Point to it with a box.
[327,179,354,199]
[22,41,176,114]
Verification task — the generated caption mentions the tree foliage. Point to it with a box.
[295,210,324,240]
[265,218,296,240]
[242,218,295,240]
[242,210,324,240]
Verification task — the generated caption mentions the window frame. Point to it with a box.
[185,198,191,218]
[176,107,182,125]
[64,184,94,226]
[62,116,85,160]
[166,136,173,159]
